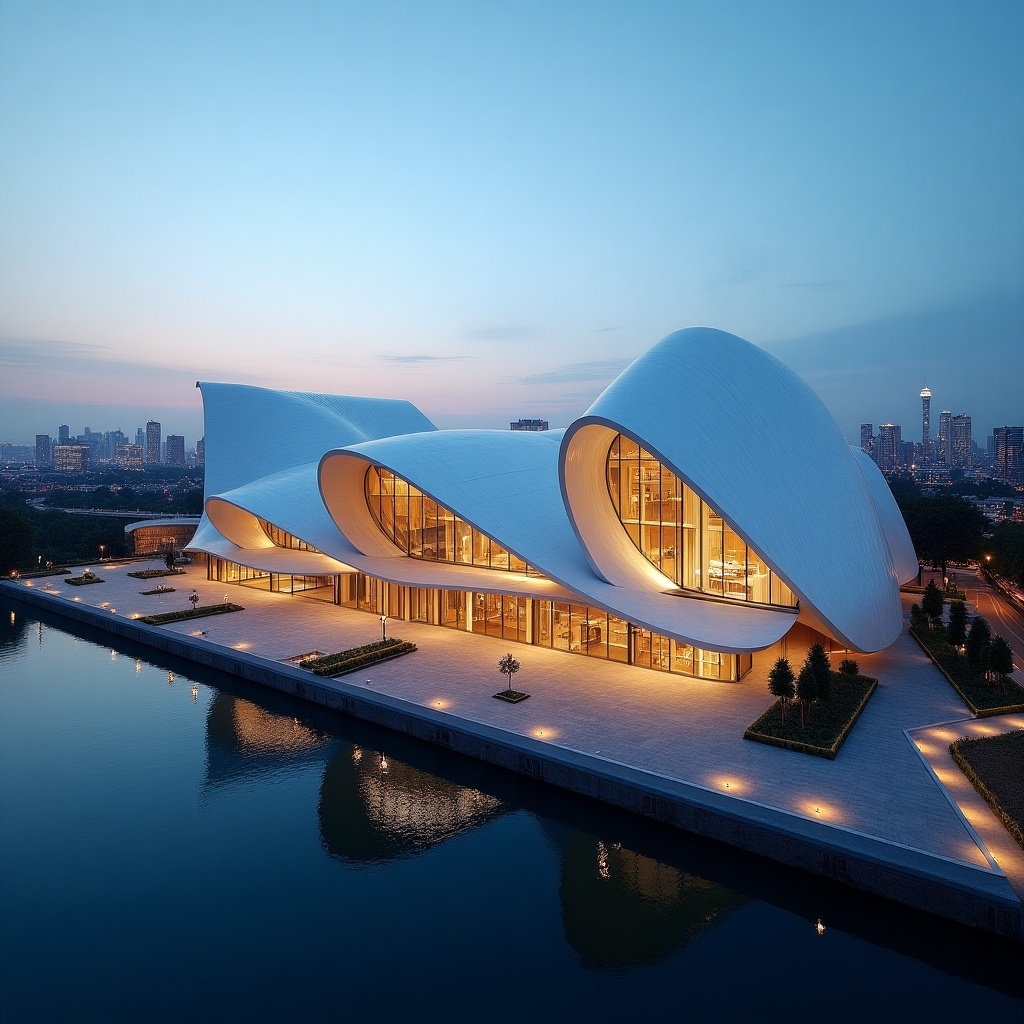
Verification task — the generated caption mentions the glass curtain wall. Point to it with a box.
[606,435,796,608]
[366,466,540,575]
[256,518,320,552]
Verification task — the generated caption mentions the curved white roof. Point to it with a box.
[560,328,905,652]
[190,329,915,655]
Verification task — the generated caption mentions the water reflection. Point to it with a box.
[318,744,507,863]
[553,827,745,969]
[204,692,335,789]
[0,607,30,660]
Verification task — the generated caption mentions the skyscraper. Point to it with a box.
[876,424,902,473]
[951,414,972,469]
[994,426,1024,484]
[146,421,161,465]
[135,427,145,449]
[196,437,205,465]
[937,411,952,466]
[58,424,70,443]
[859,423,874,456]
[34,434,50,469]
[919,384,931,463]
[165,434,185,467]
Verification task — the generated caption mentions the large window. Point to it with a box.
[257,517,320,552]
[607,434,796,608]
[365,465,541,575]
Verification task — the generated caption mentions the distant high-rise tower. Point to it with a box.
[937,411,952,466]
[146,420,161,465]
[860,423,874,457]
[993,426,1023,484]
[876,424,902,473]
[919,383,931,463]
[165,434,185,467]
[135,427,145,449]
[196,437,205,465]
[951,414,972,469]
[34,434,51,469]
[58,424,70,443]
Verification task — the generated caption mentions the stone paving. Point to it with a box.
[12,558,1024,904]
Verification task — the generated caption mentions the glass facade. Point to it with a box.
[209,558,751,680]
[606,435,796,608]
[257,517,320,552]
[365,466,541,575]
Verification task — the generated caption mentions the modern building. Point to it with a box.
[510,418,549,432]
[937,410,952,466]
[188,329,917,684]
[58,424,70,443]
[994,426,1024,485]
[165,434,186,467]
[135,427,145,449]
[951,414,972,470]
[859,423,873,457]
[196,437,205,465]
[115,444,144,470]
[53,443,91,472]
[875,423,902,473]
[146,421,161,465]
[125,518,200,555]
[34,434,50,469]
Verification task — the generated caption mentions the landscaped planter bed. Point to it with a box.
[950,730,1024,851]
[139,586,176,595]
[127,569,186,580]
[67,575,105,586]
[304,638,417,677]
[910,627,1024,716]
[744,674,877,759]
[138,603,244,625]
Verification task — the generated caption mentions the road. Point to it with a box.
[949,567,1024,677]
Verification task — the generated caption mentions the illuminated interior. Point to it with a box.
[365,465,541,575]
[257,516,320,552]
[607,434,796,608]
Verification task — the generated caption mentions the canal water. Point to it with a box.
[1,597,1021,1022]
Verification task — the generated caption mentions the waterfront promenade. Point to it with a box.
[4,559,1023,939]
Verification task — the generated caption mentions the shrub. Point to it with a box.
[839,658,859,676]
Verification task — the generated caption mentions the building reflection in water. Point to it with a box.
[204,692,334,789]
[552,826,746,970]
[204,689,743,968]
[318,745,507,863]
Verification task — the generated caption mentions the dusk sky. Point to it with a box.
[1,0,1022,448]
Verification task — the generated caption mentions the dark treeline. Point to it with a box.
[51,486,202,515]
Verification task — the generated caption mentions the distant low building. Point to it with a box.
[115,444,144,470]
[510,418,549,432]
[125,518,201,555]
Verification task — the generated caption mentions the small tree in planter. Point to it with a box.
[987,636,1014,692]
[796,662,817,728]
[921,579,944,629]
[966,615,991,665]
[806,643,831,702]
[768,657,795,725]
[838,658,859,677]
[164,547,177,571]
[946,600,967,649]
[493,653,528,702]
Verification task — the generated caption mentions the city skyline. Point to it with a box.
[2,2,1022,444]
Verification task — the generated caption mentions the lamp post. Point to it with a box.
[99,544,105,561]
[380,614,387,641]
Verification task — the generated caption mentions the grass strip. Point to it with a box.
[138,603,244,625]
[950,731,1024,851]
[744,674,877,759]
[304,638,417,677]
[909,626,1024,716]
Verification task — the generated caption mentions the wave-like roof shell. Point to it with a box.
[560,328,905,652]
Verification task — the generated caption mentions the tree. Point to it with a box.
[806,643,831,701]
[164,547,177,570]
[497,653,521,695]
[946,601,967,648]
[897,494,986,578]
[768,657,796,725]
[921,579,944,628]
[796,663,817,728]
[966,616,991,665]
[839,658,859,676]
[989,522,1024,590]
[986,637,1014,692]
[0,504,35,574]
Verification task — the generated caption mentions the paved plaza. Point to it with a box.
[9,558,1024,913]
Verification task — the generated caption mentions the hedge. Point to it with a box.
[138,603,244,625]
[304,638,417,677]
[950,731,1024,851]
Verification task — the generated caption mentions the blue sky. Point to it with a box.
[1,0,1021,447]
